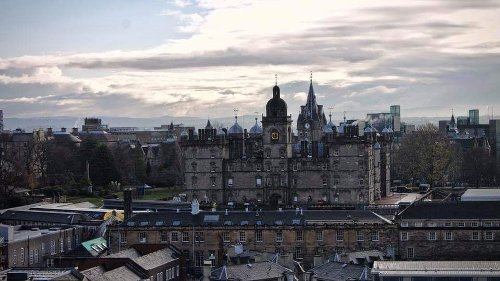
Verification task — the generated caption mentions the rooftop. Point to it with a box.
[309,261,371,281]
[372,261,500,277]
[211,261,292,281]
[121,209,390,228]
[397,201,500,220]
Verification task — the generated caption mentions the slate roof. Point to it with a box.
[372,261,500,277]
[397,201,500,220]
[121,209,388,228]
[133,247,177,270]
[0,210,92,224]
[211,261,292,281]
[309,261,371,281]
[106,248,141,259]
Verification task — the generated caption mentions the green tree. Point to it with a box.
[90,144,120,187]
[394,123,455,187]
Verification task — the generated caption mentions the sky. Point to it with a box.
[0,0,499,121]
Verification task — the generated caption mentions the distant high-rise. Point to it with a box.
[0,110,3,132]
[390,105,401,132]
[469,109,479,125]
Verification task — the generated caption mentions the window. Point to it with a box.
[401,222,408,227]
[60,239,64,253]
[195,251,204,267]
[265,149,271,158]
[484,222,492,227]
[336,230,344,241]
[316,230,323,242]
[266,163,271,171]
[458,222,465,227]
[256,177,262,187]
[471,222,479,227]
[294,247,303,260]
[139,232,146,243]
[192,176,197,187]
[227,178,233,187]
[444,222,452,227]
[20,248,24,265]
[371,231,379,241]
[12,250,17,266]
[472,231,479,241]
[182,231,190,242]
[293,178,298,186]
[157,272,163,281]
[280,163,285,171]
[407,247,415,259]
[34,249,39,264]
[359,178,364,186]
[239,231,246,243]
[333,150,339,156]
[171,232,179,242]
[29,249,33,265]
[210,177,216,186]
[191,162,197,172]
[293,163,299,171]
[67,236,72,250]
[256,163,262,171]
[296,230,303,242]
[401,232,408,241]
[223,232,230,242]
[275,247,283,255]
[210,162,216,172]
[41,243,45,255]
[50,240,56,255]
[415,222,423,227]
[119,232,127,244]
[429,231,437,241]
[255,230,263,242]
[485,231,494,240]
[276,230,283,242]
[161,232,169,243]
[357,231,364,241]
[322,178,328,186]
[445,231,453,241]
[75,234,80,245]
[333,175,340,185]
[195,231,205,242]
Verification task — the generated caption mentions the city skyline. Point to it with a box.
[1,0,499,119]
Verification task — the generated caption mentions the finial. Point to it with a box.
[275,74,278,86]
[343,111,346,122]
[310,71,313,82]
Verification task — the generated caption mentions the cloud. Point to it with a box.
[0,0,499,120]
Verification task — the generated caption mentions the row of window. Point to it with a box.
[154,265,179,281]
[126,230,380,244]
[401,221,498,227]
[11,235,79,266]
[400,231,495,241]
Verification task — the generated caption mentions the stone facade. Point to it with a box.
[180,81,393,206]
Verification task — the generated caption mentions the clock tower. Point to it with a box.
[261,81,293,205]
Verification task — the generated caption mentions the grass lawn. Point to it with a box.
[67,188,182,207]
[66,196,104,207]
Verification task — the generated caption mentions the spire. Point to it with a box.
[275,73,278,86]
[306,72,318,120]
[205,119,213,129]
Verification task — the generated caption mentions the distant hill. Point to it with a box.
[4,115,498,132]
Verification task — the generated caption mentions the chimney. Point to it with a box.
[61,127,66,133]
[191,198,200,215]
[71,127,78,136]
[124,188,133,220]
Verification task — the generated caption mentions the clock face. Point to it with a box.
[304,123,310,129]
[271,132,279,140]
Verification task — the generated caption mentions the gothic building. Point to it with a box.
[180,78,393,206]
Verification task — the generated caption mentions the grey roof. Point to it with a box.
[106,248,141,259]
[0,210,91,224]
[461,189,500,201]
[211,261,292,281]
[1,268,83,281]
[309,261,371,281]
[121,209,388,228]
[397,201,500,220]
[133,247,177,270]
[228,117,244,135]
[372,261,500,277]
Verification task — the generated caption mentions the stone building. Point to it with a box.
[107,204,397,274]
[180,79,393,206]
[395,201,500,260]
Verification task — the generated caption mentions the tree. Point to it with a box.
[393,123,455,187]
[90,144,120,187]
[462,146,496,187]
